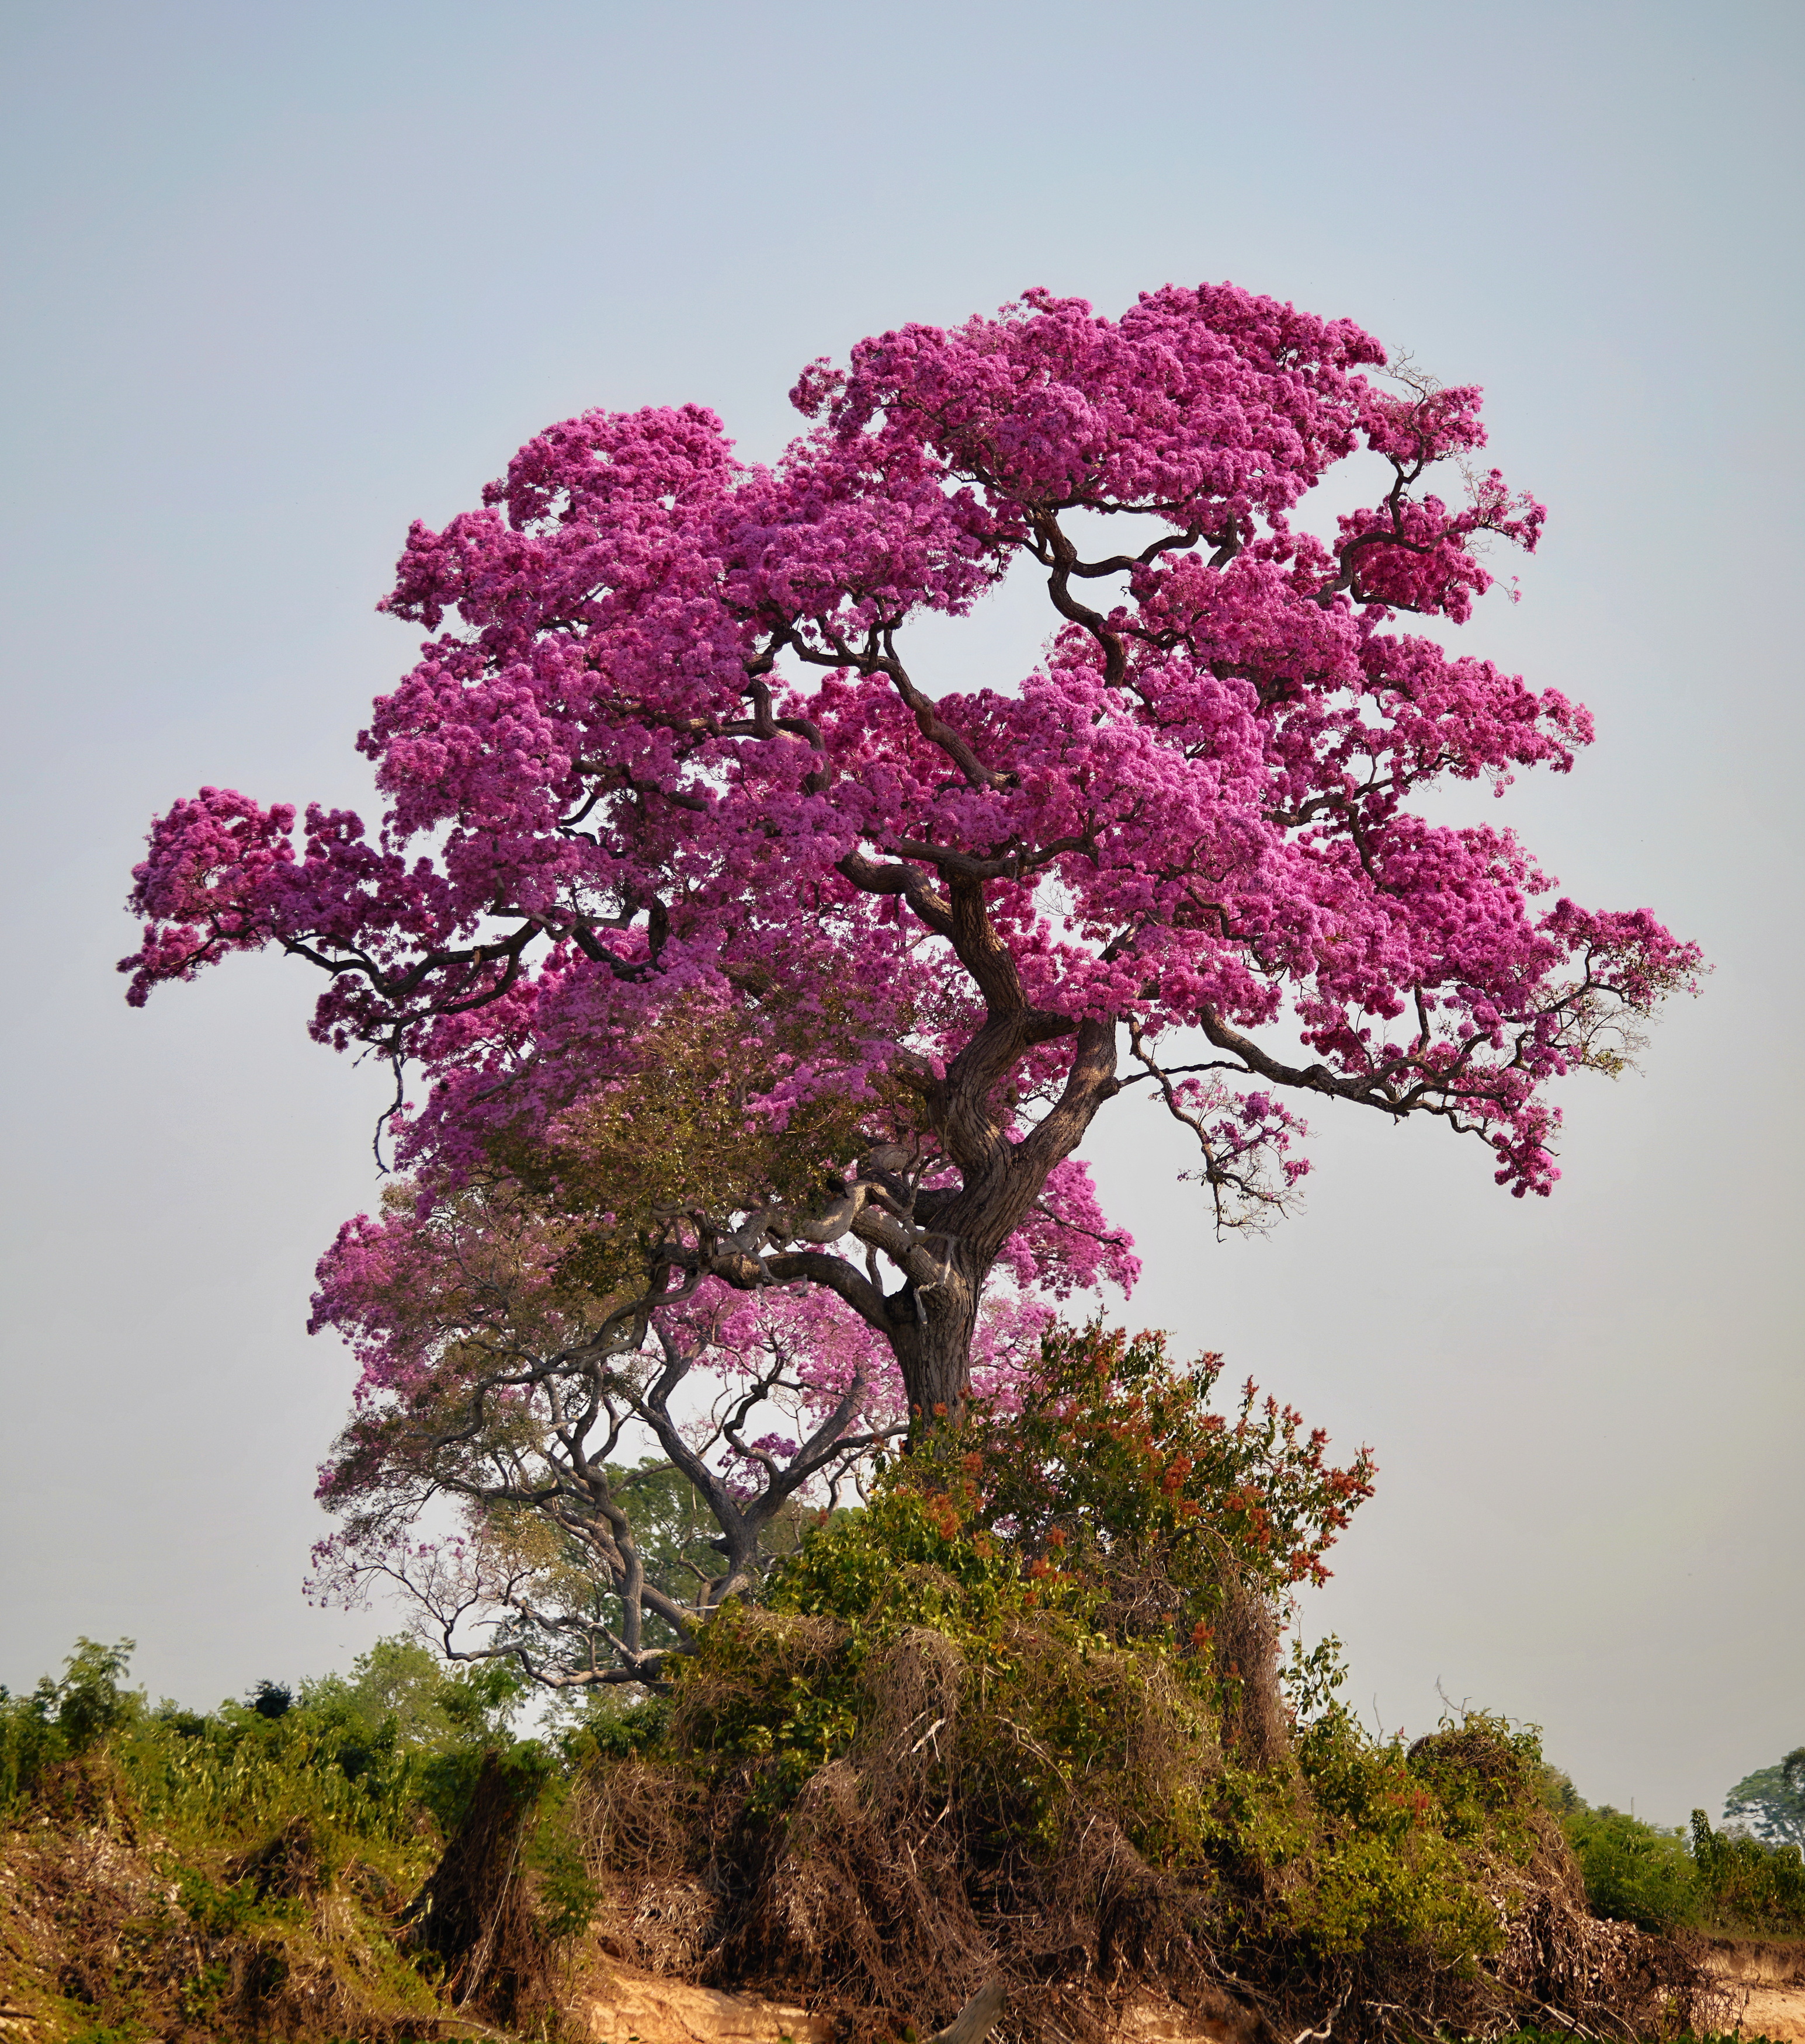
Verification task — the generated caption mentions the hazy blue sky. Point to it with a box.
[2,0,1799,1826]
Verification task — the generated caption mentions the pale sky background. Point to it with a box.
[1,0,1799,1828]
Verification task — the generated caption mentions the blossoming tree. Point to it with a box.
[123,283,1698,1424]
[308,1179,1050,1685]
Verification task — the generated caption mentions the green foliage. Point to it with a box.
[23,1315,1758,2042]
[52,1638,140,1750]
[174,1865,262,1938]
[648,1451,1554,1989]
[1536,1768,1700,1932]
[1563,1805,1700,1931]
[521,1767,605,1939]
[1536,1767,1805,1938]
[614,1455,720,1586]
[0,1685,62,1812]
[0,1636,137,1810]
[296,1635,449,1747]
[296,1633,526,1751]
[1278,1711,1546,1965]
[663,1321,1380,1833]
[1536,1764,1585,1814]
[1537,1764,1805,1937]
[494,991,886,1312]
[671,1473,1119,1830]
[772,1482,1056,1629]
[435,1654,530,1740]
[413,1725,546,1843]
[560,1689,674,1762]
[1723,1746,1805,1851]
[126,1688,424,1849]
[1282,1632,1352,1722]
[460,1454,747,1664]
[1691,1807,1805,1934]
[1,1631,605,2042]
[1399,1715,1546,1851]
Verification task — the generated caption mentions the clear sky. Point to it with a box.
[1,0,1799,1827]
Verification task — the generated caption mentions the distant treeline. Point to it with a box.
[1544,1765,1805,1937]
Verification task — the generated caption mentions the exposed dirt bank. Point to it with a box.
[571,1950,1805,2044]
[1687,1935,1805,2042]
[575,1960,834,2044]
[570,1960,1292,2044]
[4,1779,1797,2044]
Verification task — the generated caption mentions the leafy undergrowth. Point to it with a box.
[1544,1765,1805,1942]
[2,1327,1780,2044]
[0,1614,1745,2044]
[565,1334,1734,2044]
[574,1538,1724,2044]
[0,1637,595,2042]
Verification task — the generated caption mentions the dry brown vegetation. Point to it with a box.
[0,1335,1780,2044]
[565,1604,1734,2044]
[0,1654,1779,2044]
[0,1757,449,2041]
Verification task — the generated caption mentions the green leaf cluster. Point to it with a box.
[1690,1807,1805,1935]
[0,1636,138,1807]
[1534,1767,1805,1938]
[630,1463,1557,1986]
[1560,1803,1700,1931]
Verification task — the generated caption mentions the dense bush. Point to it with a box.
[566,1339,1619,2043]
[0,1633,595,2040]
[0,1636,137,1809]
[1537,1768,1805,1939]
[3,1326,1771,2043]
[1691,1808,1805,1935]
[1561,1804,1700,1931]
[674,1471,1545,1963]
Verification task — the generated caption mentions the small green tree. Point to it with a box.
[0,1635,138,1807]
[1691,1807,1805,1934]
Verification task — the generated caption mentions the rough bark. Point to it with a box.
[882,1245,985,1421]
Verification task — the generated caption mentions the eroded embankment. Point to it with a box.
[1680,1935,1805,2042]
[0,1782,1790,2044]
[570,1948,1794,2044]
[0,1729,1790,2044]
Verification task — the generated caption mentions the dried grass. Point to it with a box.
[578,1623,1259,2044]
[1211,1581,1287,1772]
[1487,1805,1733,2040]
[403,1748,562,2029]
[574,1635,1729,2044]
[575,1759,717,1975]
[0,1757,447,2042]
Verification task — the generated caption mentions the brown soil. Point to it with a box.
[569,1958,1297,2044]
[1685,1935,1805,2041]
[574,1953,1801,2044]
[573,1956,835,2044]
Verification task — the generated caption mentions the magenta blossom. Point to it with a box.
[126,283,1698,1422]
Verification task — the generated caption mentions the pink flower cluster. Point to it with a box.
[126,279,1698,1260]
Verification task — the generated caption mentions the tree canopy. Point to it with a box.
[1723,1749,1805,1852]
[123,281,1698,1418]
